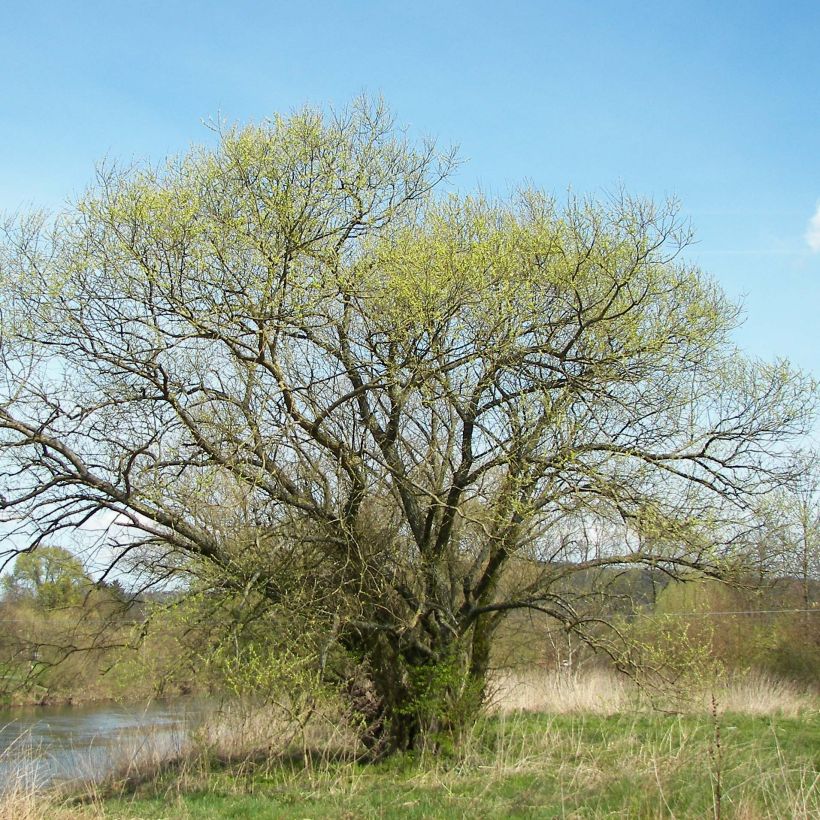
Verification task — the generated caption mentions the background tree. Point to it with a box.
[747,454,818,595]
[771,454,819,613]
[0,100,816,753]
[2,546,90,609]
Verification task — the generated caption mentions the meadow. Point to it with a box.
[3,669,817,819]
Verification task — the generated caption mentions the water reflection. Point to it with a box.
[0,699,204,789]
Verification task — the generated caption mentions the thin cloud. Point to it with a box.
[806,203,820,252]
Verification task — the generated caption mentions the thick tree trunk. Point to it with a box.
[468,613,495,687]
[346,628,488,757]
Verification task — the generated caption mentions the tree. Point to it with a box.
[777,455,819,612]
[2,546,90,609]
[0,100,816,753]
[754,453,819,614]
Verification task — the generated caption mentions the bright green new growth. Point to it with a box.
[0,99,816,754]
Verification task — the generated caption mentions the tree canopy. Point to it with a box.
[0,100,816,752]
[2,546,89,608]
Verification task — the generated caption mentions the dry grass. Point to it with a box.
[710,671,818,717]
[1,670,817,817]
[490,667,819,718]
[0,755,103,820]
[0,786,102,820]
[491,667,632,715]
[190,699,359,763]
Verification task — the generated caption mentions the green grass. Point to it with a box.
[94,711,819,819]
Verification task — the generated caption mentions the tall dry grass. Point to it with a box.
[0,781,103,820]
[491,667,632,715]
[0,739,104,820]
[491,667,819,717]
[710,670,818,717]
[0,669,816,817]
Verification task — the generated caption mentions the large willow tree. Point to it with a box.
[0,101,815,752]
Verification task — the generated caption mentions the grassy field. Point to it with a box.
[4,672,818,819]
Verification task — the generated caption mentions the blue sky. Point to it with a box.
[2,0,818,380]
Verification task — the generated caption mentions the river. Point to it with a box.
[0,698,205,790]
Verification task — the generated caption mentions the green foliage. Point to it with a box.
[625,612,727,705]
[2,546,90,609]
[1,98,817,750]
[620,577,820,692]
[395,652,484,752]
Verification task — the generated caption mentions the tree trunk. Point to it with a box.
[346,628,488,757]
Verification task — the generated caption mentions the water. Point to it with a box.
[0,699,204,789]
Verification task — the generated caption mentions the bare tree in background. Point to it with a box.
[756,453,819,610]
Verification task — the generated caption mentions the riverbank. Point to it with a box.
[8,711,820,819]
[0,679,199,709]
[1,689,198,710]
[3,670,818,819]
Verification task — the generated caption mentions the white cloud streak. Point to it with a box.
[806,203,820,252]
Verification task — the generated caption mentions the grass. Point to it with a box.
[492,667,818,718]
[94,712,820,818]
[4,670,818,819]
